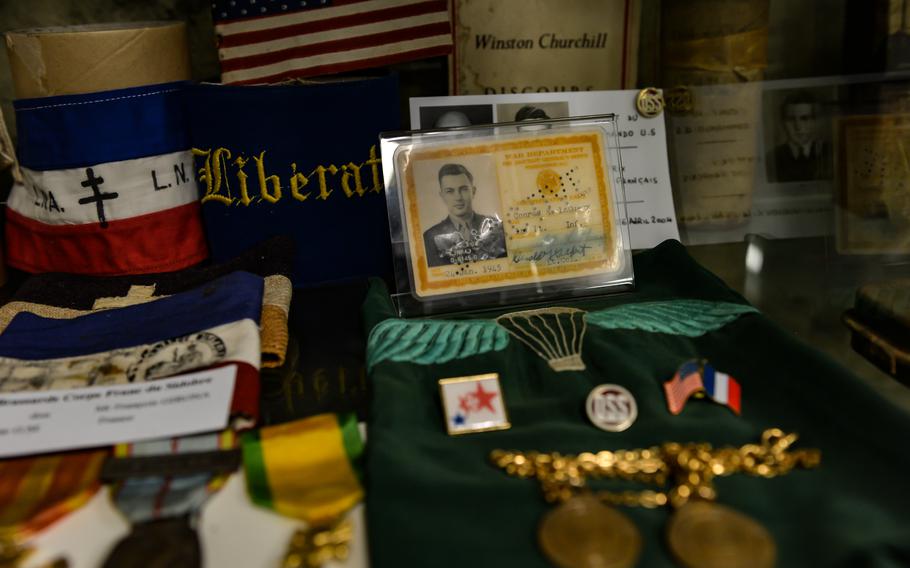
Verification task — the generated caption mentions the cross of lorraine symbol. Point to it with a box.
[78,167,118,228]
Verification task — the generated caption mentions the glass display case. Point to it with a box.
[0,2,908,567]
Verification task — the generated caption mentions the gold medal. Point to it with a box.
[667,501,775,568]
[493,430,819,568]
[538,495,641,568]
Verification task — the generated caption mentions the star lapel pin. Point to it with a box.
[439,373,511,436]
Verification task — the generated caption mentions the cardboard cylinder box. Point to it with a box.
[5,21,191,98]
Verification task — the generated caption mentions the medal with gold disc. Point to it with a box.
[492,428,821,568]
[538,494,641,568]
[667,500,775,568]
[242,413,364,568]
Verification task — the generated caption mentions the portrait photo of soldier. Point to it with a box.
[422,163,508,267]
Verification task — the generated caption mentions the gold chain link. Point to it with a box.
[491,428,821,509]
[282,520,353,568]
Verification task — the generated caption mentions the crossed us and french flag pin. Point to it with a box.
[663,360,742,415]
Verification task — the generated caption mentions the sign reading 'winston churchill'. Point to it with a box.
[453,0,640,94]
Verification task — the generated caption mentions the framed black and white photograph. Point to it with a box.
[418,104,494,129]
[762,87,836,184]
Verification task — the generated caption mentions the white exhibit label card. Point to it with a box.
[410,90,680,249]
[0,365,236,458]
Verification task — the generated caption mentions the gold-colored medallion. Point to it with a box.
[664,86,695,114]
[538,495,641,568]
[636,88,665,118]
[667,501,775,568]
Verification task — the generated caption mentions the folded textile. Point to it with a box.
[1,237,293,367]
[0,271,263,419]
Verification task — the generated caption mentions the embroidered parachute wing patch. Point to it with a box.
[585,300,758,337]
[367,318,509,371]
[366,300,757,371]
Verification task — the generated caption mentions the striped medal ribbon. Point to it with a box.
[101,431,237,568]
[0,271,264,422]
[242,413,363,568]
[0,450,106,566]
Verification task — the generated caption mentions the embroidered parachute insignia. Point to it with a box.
[496,307,587,372]
[366,300,757,371]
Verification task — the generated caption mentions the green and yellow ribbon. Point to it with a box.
[242,413,363,568]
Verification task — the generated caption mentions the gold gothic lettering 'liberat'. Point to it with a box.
[192,145,383,206]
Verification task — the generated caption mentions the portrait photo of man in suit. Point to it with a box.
[422,163,508,267]
[766,91,832,183]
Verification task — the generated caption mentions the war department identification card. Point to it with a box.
[392,125,627,300]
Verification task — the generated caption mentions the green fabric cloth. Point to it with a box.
[363,240,910,568]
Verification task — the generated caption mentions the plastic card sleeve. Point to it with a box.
[380,114,634,316]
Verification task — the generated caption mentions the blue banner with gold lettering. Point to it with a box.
[186,76,399,287]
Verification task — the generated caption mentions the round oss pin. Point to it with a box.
[586,384,638,432]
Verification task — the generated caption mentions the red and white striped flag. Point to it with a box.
[213,0,453,84]
[663,360,704,415]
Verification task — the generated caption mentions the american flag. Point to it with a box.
[663,360,704,415]
[212,0,453,84]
